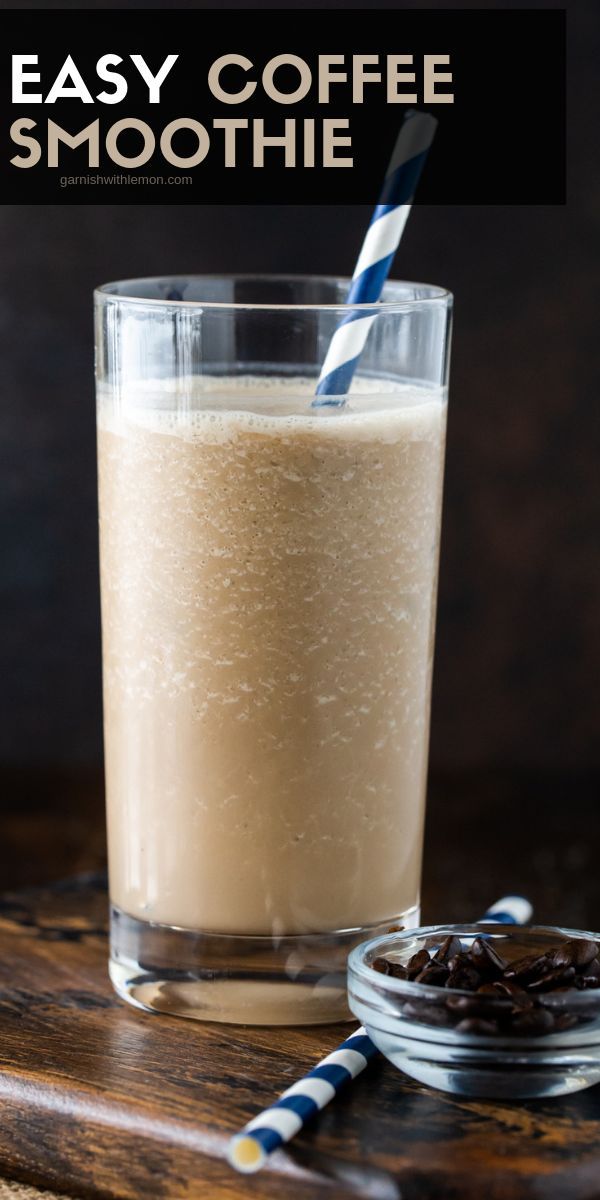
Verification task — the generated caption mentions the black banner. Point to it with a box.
[1,7,566,204]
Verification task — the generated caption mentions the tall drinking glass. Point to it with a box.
[95,275,452,1024]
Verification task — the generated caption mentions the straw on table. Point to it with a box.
[228,895,533,1174]
[314,109,438,404]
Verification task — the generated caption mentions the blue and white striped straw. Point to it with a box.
[228,895,532,1174]
[483,895,533,925]
[314,109,438,404]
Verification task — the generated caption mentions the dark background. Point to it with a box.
[0,0,597,779]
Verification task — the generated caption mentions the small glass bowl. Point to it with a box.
[347,924,600,1099]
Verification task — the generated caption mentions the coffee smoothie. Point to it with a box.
[97,376,446,938]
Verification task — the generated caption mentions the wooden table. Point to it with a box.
[0,769,597,1199]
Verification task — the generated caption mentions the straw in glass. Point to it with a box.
[228,895,533,1173]
[314,109,438,404]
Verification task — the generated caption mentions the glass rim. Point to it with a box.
[94,273,452,313]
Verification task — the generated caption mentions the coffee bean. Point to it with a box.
[479,979,533,1008]
[510,1007,555,1035]
[446,966,482,992]
[446,993,483,1014]
[406,948,431,977]
[389,962,410,980]
[469,936,508,978]
[503,952,550,985]
[528,966,576,992]
[551,938,599,970]
[414,961,450,986]
[553,1012,580,1031]
[433,935,463,965]
[447,993,500,1019]
[455,1017,499,1035]
[372,956,391,975]
[447,951,473,973]
[372,956,409,979]
[402,1000,451,1027]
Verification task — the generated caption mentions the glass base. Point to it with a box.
[109,902,420,1025]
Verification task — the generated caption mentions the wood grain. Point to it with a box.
[0,875,597,1200]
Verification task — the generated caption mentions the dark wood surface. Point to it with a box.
[0,770,597,1200]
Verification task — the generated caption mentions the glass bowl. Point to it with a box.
[347,924,600,1099]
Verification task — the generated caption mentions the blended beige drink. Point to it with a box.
[98,376,446,942]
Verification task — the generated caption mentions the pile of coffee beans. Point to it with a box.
[372,935,600,1036]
